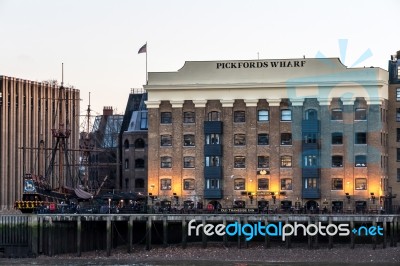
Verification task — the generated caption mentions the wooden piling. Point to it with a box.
[307,217,312,249]
[48,217,53,257]
[127,216,133,253]
[146,216,152,251]
[244,216,249,248]
[383,217,387,249]
[77,216,81,257]
[30,215,38,257]
[39,216,43,254]
[390,218,394,247]
[285,218,291,249]
[202,216,207,249]
[237,217,241,249]
[223,216,228,247]
[350,218,355,249]
[182,216,187,249]
[106,216,112,256]
[394,217,398,247]
[163,216,168,248]
[264,218,270,249]
[328,216,333,249]
[372,220,377,250]
[314,217,319,248]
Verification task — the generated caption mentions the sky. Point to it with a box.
[0,0,399,126]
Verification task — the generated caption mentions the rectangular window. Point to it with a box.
[280,156,292,168]
[205,156,220,167]
[281,109,292,121]
[355,132,367,144]
[397,148,400,161]
[355,108,366,120]
[234,134,246,145]
[160,179,172,190]
[183,156,195,168]
[258,156,270,168]
[160,135,172,146]
[331,109,343,120]
[397,169,400,182]
[258,110,269,122]
[234,111,245,123]
[234,156,246,168]
[304,133,317,143]
[281,178,292,190]
[206,133,220,144]
[305,178,317,189]
[183,112,195,123]
[183,134,195,146]
[332,156,343,167]
[258,178,269,190]
[398,129,400,142]
[183,179,195,190]
[355,155,367,167]
[258,134,269,145]
[332,132,343,144]
[206,179,220,189]
[161,157,172,168]
[304,155,317,167]
[397,108,400,122]
[161,112,172,124]
[355,178,367,190]
[281,133,292,145]
[234,178,245,190]
[140,112,148,130]
[208,111,220,121]
[397,88,400,101]
[332,178,343,190]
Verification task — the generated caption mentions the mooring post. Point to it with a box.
[244,216,249,248]
[146,216,152,251]
[395,217,398,247]
[182,216,187,249]
[163,216,168,248]
[285,217,291,249]
[48,217,53,257]
[390,217,394,247]
[328,216,333,249]
[30,215,39,257]
[77,216,81,257]
[307,216,312,249]
[223,216,228,247]
[237,217,241,249]
[383,217,387,249]
[372,220,377,250]
[39,216,43,254]
[264,218,270,249]
[106,216,112,256]
[314,216,319,248]
[128,216,133,253]
[202,216,207,249]
[350,218,355,249]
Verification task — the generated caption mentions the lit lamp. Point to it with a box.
[370,192,376,204]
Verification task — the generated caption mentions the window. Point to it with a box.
[161,156,172,168]
[304,155,317,167]
[206,134,220,144]
[332,178,343,190]
[355,178,367,190]
[305,109,317,120]
[208,111,220,121]
[160,179,172,190]
[305,178,317,189]
[258,134,269,145]
[258,110,269,122]
[234,134,246,145]
[205,156,220,167]
[135,178,145,189]
[124,139,130,149]
[135,138,145,149]
[140,112,148,130]
[355,108,366,120]
[331,108,343,120]
[161,135,172,146]
[161,112,172,124]
[183,112,195,123]
[258,178,269,190]
[355,132,367,144]
[206,179,220,189]
[234,178,245,190]
[280,156,292,168]
[397,169,400,182]
[397,129,400,142]
[281,178,293,190]
[397,148,400,161]
[183,156,195,168]
[234,156,246,168]
[281,109,292,121]
[183,134,195,146]
[183,179,195,190]
[124,159,129,169]
[332,132,343,145]
[355,155,367,167]
[332,156,343,167]
[135,159,144,168]
[281,133,292,145]
[234,111,245,122]
[397,88,400,101]
[304,133,317,143]
[258,156,270,168]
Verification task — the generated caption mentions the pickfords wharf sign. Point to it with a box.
[216,60,306,69]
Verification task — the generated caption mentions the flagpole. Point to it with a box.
[146,42,148,85]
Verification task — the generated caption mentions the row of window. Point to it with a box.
[158,177,368,191]
[124,138,145,150]
[159,132,367,147]
[159,108,367,124]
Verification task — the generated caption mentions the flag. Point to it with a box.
[138,43,147,54]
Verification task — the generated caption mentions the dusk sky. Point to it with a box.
[0,0,399,124]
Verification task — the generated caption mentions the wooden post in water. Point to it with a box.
[350,218,355,249]
[328,216,333,249]
[395,217,398,247]
[146,216,152,251]
[163,216,168,248]
[264,218,270,249]
[372,220,377,250]
[39,216,43,254]
[307,216,312,249]
[314,217,319,248]
[106,216,112,256]
[383,217,387,249]
[77,216,81,257]
[223,217,228,247]
[182,216,187,249]
[30,215,38,257]
[285,218,291,249]
[390,218,394,247]
[48,217,53,257]
[202,216,207,249]
[244,216,249,248]
[127,216,133,253]
[237,217,241,249]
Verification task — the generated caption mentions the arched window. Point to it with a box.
[135,178,145,189]
[124,139,130,149]
[135,158,145,168]
[305,109,317,120]
[134,138,145,149]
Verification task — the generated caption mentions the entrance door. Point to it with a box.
[306,200,319,213]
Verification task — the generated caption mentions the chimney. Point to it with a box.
[103,106,113,116]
